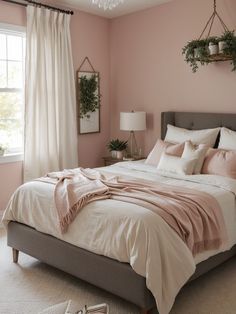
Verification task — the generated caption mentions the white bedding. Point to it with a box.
[3,160,236,314]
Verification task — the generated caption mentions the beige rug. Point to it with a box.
[1,227,236,314]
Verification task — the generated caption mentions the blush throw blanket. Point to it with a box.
[39,168,227,256]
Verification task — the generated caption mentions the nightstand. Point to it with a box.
[102,156,145,166]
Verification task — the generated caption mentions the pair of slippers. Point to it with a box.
[39,300,109,314]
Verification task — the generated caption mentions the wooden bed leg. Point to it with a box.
[12,248,19,263]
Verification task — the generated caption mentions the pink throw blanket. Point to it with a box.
[40,168,228,256]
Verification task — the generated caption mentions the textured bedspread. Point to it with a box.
[3,161,236,314]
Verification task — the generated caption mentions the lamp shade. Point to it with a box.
[120,111,146,131]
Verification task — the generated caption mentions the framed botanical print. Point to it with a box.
[77,58,101,134]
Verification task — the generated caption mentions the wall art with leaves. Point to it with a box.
[77,71,101,134]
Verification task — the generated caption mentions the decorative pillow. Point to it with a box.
[201,148,236,179]
[164,124,220,147]
[157,153,197,175]
[145,139,185,166]
[182,141,209,174]
[218,127,236,150]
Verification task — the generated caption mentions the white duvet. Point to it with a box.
[3,161,236,314]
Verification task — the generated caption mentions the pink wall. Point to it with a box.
[110,0,236,155]
[71,10,110,168]
[1,0,236,212]
[0,2,110,211]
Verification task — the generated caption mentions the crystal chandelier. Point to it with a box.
[92,0,124,10]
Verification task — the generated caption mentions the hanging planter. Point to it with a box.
[182,0,236,72]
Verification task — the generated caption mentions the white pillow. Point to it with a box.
[165,124,220,147]
[218,127,236,150]
[157,153,197,175]
[182,141,209,174]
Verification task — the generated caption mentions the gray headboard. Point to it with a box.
[161,112,236,140]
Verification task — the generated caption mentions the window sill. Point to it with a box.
[0,153,24,164]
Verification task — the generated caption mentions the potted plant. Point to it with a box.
[207,36,219,55]
[107,139,128,159]
[182,39,199,73]
[195,39,209,64]
[182,39,209,72]
[218,31,233,53]
[218,31,236,71]
[0,145,6,156]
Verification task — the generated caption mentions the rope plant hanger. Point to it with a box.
[182,0,236,73]
[198,0,229,41]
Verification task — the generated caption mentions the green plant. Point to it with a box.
[219,30,235,43]
[182,39,209,73]
[195,39,210,65]
[219,31,236,71]
[207,36,219,45]
[107,139,128,152]
[79,74,100,118]
[182,39,199,73]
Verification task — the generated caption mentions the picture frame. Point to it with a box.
[77,58,101,134]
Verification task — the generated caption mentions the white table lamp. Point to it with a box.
[120,111,146,158]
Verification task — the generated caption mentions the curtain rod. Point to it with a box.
[2,0,74,15]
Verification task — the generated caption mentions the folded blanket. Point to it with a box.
[39,168,228,256]
[38,170,110,232]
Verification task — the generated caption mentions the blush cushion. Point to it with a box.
[201,148,236,179]
[145,139,185,166]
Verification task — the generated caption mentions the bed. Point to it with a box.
[4,111,236,314]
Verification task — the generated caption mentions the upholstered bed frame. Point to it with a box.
[7,112,236,314]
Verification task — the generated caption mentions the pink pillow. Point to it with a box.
[201,148,236,179]
[145,139,185,166]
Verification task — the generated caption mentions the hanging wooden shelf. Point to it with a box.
[195,54,233,63]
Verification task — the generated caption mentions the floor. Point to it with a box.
[1,227,236,314]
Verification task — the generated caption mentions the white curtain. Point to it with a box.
[24,6,78,181]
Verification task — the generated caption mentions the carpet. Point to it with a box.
[1,228,236,314]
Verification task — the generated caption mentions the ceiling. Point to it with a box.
[48,0,173,19]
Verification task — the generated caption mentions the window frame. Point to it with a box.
[0,23,26,163]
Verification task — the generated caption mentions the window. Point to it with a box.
[0,23,25,156]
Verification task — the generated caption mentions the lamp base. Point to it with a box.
[126,131,139,159]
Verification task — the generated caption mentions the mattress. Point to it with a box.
[3,160,236,314]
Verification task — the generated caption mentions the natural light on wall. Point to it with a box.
[0,23,25,157]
